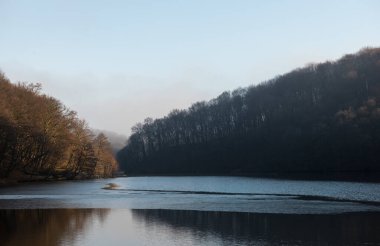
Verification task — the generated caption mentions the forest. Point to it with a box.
[0,74,117,182]
[117,47,380,176]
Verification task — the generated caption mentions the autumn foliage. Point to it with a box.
[0,75,117,180]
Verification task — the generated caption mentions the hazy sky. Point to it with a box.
[1,0,380,136]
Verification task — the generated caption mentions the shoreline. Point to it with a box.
[2,171,380,187]
[0,176,117,188]
[122,171,380,183]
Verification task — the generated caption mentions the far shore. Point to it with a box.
[0,174,120,188]
[2,171,380,187]
[117,171,380,183]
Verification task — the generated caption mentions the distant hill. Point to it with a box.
[92,129,127,154]
[117,47,380,176]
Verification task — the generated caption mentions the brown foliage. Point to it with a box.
[0,74,118,179]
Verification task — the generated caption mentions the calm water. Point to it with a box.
[1,176,380,245]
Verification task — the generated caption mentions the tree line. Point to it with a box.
[0,74,118,180]
[118,47,380,175]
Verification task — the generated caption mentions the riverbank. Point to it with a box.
[0,170,118,187]
[3,171,380,187]
[123,171,380,183]
[0,177,63,188]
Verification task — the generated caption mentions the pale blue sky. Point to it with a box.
[1,0,379,135]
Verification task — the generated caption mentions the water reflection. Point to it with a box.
[0,209,110,246]
[1,209,380,245]
[131,209,380,245]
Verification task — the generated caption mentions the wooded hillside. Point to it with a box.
[0,75,118,181]
[118,48,380,175]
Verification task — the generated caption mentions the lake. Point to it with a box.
[1,176,380,245]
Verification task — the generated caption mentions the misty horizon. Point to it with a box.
[1,0,380,135]
[2,2,380,246]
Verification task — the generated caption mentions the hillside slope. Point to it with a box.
[0,75,118,182]
[118,48,380,176]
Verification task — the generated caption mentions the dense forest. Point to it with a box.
[118,47,380,175]
[0,74,118,182]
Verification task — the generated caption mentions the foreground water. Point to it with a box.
[1,176,380,245]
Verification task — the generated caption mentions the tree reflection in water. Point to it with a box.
[2,209,380,245]
[0,209,110,246]
[131,209,380,245]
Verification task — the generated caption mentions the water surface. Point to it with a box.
[1,176,380,213]
[1,176,380,245]
[1,209,380,246]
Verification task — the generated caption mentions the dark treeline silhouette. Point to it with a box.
[118,47,380,175]
[0,74,118,182]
